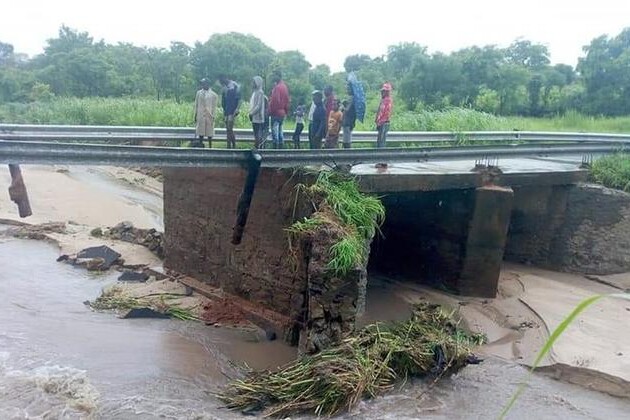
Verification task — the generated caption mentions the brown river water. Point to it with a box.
[1,166,628,419]
[2,238,629,419]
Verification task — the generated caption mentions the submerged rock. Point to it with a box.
[121,307,170,319]
[58,245,122,271]
[118,271,149,282]
[77,246,121,270]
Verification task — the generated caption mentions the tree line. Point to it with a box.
[1,25,630,117]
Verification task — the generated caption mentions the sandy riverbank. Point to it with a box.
[1,164,628,398]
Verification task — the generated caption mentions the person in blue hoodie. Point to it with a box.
[308,91,326,149]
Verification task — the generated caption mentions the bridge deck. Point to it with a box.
[354,156,588,192]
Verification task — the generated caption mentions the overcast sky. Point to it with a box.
[3,0,630,71]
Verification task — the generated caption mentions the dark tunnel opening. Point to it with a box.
[368,188,477,292]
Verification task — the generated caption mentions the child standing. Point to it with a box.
[292,103,305,149]
[324,100,343,149]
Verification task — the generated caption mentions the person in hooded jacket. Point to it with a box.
[249,76,265,149]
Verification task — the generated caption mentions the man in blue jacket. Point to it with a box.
[308,90,326,149]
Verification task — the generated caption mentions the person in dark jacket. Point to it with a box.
[342,83,357,149]
[308,91,326,149]
[218,75,241,149]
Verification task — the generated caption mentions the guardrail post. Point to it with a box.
[231,151,263,245]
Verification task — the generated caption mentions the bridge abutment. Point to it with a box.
[163,161,629,349]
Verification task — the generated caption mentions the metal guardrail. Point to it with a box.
[0,140,623,168]
[2,124,630,145]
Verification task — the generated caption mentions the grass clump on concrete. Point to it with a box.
[592,153,630,192]
[219,302,484,417]
[89,285,199,321]
[287,171,385,275]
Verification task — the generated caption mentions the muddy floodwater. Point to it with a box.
[2,238,629,419]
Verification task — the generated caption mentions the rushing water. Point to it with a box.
[1,238,629,419]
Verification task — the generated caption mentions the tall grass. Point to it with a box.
[590,154,630,191]
[3,98,630,133]
[506,110,630,133]
[287,171,385,275]
[354,107,506,132]
[0,97,246,128]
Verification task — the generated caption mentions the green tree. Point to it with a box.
[578,28,630,115]
[344,54,372,73]
[0,41,15,66]
[190,32,274,98]
[506,39,550,69]
[454,46,504,106]
[527,74,543,116]
[386,42,427,78]
[309,64,331,90]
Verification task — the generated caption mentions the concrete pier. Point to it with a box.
[459,186,514,297]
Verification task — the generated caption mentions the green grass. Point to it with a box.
[288,171,385,275]
[3,98,630,134]
[591,154,630,191]
[219,302,484,417]
[505,110,630,133]
[0,97,249,128]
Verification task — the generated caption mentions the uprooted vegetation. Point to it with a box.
[287,171,385,275]
[219,303,485,417]
[89,281,200,321]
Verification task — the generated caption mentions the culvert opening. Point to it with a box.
[368,189,477,292]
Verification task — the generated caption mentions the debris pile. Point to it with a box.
[3,222,66,240]
[88,279,200,321]
[219,303,484,417]
[93,221,164,259]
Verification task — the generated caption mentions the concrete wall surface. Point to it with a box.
[164,167,307,329]
[507,183,630,275]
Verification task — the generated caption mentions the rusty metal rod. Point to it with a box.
[7,164,32,218]
[232,151,262,245]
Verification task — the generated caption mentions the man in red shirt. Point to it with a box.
[375,82,393,148]
[268,71,290,148]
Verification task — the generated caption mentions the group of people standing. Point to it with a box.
[193,71,393,149]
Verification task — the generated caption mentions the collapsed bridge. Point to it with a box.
[2,124,630,349]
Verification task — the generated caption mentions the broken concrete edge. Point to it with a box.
[177,274,291,340]
[283,171,385,352]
